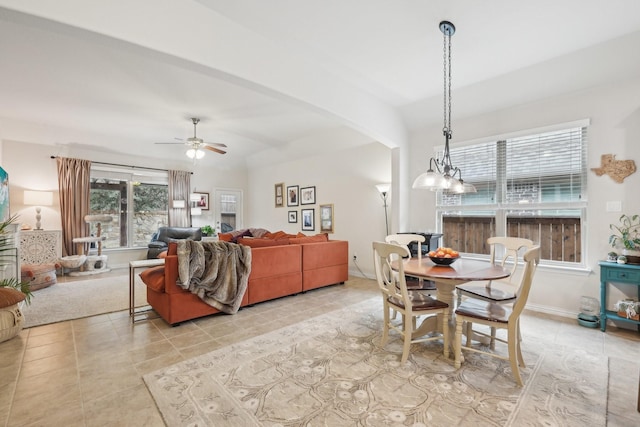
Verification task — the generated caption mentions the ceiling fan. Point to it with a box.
[155,118,227,159]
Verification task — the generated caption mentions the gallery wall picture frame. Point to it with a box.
[300,186,316,205]
[319,203,334,233]
[287,185,299,206]
[288,210,297,223]
[193,192,209,210]
[275,183,284,207]
[301,208,315,231]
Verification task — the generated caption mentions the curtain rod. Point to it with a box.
[50,156,193,174]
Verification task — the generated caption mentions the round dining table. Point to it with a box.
[393,257,510,344]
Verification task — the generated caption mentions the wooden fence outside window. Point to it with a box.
[443,216,581,263]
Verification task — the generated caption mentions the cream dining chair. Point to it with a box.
[453,246,540,387]
[372,241,449,364]
[384,234,436,291]
[455,236,535,347]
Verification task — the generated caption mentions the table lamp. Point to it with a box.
[24,190,53,230]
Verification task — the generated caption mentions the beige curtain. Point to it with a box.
[56,157,91,257]
[168,170,191,227]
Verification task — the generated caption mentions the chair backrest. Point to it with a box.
[385,234,426,260]
[509,246,540,321]
[488,236,535,283]
[372,241,412,306]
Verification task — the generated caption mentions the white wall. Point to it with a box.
[247,142,392,277]
[408,75,640,322]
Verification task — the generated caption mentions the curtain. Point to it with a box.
[168,170,191,227]
[56,157,91,257]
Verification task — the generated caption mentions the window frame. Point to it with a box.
[435,119,589,268]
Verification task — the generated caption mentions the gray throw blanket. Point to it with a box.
[176,240,251,314]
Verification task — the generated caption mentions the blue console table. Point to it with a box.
[599,261,640,332]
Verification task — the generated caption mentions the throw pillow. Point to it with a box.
[0,288,25,308]
[139,266,166,292]
[237,237,289,248]
[231,229,253,243]
[218,233,233,242]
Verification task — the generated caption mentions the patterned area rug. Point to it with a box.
[144,298,608,426]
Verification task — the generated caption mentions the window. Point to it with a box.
[437,121,588,266]
[90,165,168,249]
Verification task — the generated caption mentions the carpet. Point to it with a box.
[144,298,608,427]
[20,274,147,327]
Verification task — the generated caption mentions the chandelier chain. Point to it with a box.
[443,28,452,138]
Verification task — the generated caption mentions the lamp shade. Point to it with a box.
[186,148,205,159]
[24,190,53,206]
[375,183,391,194]
[172,200,186,208]
[191,207,202,216]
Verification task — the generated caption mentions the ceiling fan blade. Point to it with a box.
[204,142,227,148]
[203,146,226,155]
[154,142,185,145]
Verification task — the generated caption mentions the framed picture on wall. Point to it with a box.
[275,183,284,207]
[300,186,316,205]
[192,192,209,210]
[319,204,334,233]
[301,208,315,231]
[288,210,297,223]
[287,185,299,206]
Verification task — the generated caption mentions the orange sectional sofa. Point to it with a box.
[142,237,348,325]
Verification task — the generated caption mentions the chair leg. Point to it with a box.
[490,326,497,350]
[454,317,463,368]
[442,308,449,359]
[381,302,390,346]
[465,321,473,346]
[507,324,523,387]
[515,322,525,368]
[401,314,413,364]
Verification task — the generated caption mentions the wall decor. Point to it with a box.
[287,185,299,206]
[320,204,334,233]
[300,186,316,205]
[288,210,297,223]
[301,208,315,231]
[0,166,9,221]
[192,192,209,210]
[591,154,636,183]
[275,183,284,207]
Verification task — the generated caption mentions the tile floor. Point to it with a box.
[1,271,639,426]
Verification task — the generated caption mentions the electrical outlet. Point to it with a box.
[353,253,357,261]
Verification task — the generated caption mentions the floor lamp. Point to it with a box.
[375,184,390,236]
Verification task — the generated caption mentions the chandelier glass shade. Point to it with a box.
[412,21,476,194]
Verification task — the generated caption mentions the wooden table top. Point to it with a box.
[397,257,510,282]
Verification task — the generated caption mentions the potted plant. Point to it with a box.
[201,225,214,237]
[0,214,32,304]
[609,214,640,263]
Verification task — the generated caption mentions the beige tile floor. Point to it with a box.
[1,271,640,426]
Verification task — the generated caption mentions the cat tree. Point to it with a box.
[64,214,113,276]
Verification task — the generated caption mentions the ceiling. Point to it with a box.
[1,0,640,169]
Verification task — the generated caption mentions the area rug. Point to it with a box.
[20,274,147,327]
[144,298,608,426]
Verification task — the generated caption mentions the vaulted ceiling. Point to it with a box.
[1,0,640,169]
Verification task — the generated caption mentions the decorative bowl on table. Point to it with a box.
[429,256,458,266]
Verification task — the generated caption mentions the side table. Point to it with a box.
[129,258,164,322]
[599,261,640,332]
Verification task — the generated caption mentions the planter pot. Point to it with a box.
[622,249,640,265]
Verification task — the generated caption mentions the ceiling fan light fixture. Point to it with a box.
[186,148,205,159]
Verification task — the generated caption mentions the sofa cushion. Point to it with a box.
[237,237,289,248]
[289,233,329,244]
[231,229,252,243]
[218,232,233,242]
[140,265,166,292]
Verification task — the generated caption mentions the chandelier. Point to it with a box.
[412,21,476,194]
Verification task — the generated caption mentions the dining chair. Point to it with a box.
[384,234,436,291]
[372,241,449,364]
[453,246,540,387]
[455,236,535,347]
